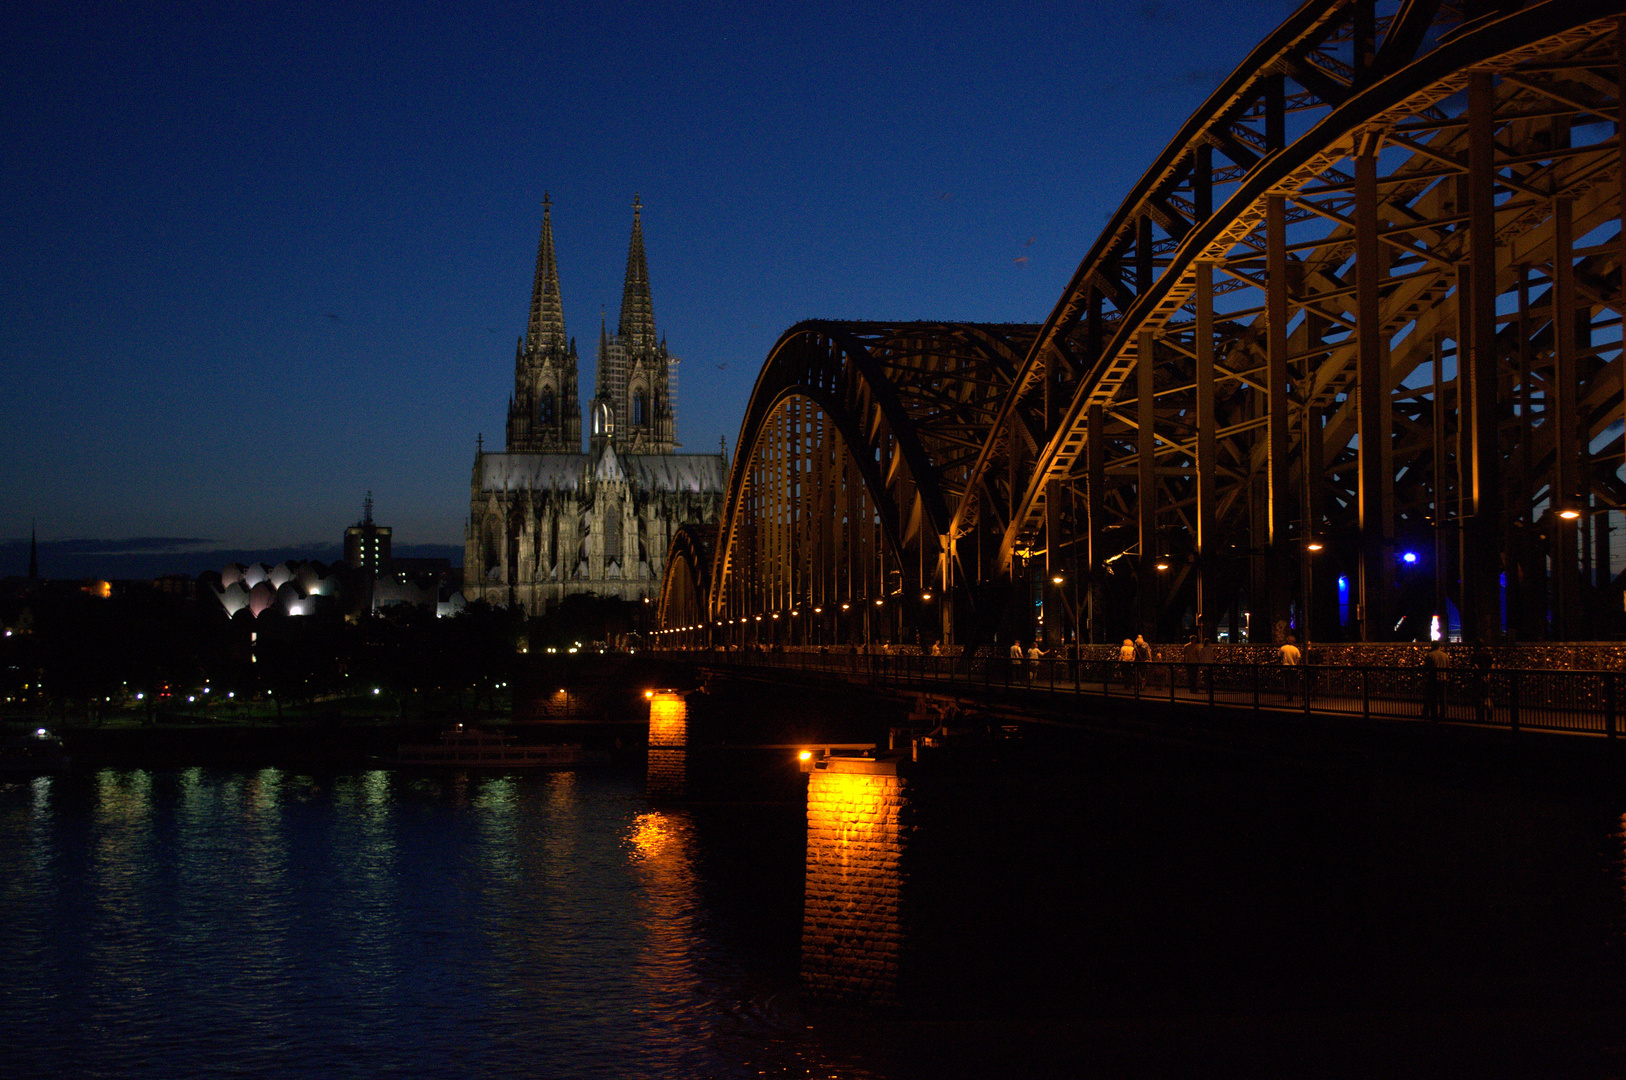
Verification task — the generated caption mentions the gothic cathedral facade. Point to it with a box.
[465,196,727,612]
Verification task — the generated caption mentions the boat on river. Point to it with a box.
[383,724,600,769]
[0,728,70,774]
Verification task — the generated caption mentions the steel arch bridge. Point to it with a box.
[658,0,1626,651]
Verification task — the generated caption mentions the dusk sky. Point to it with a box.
[2,0,1298,577]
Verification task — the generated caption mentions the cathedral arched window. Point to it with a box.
[633,389,648,428]
[539,387,555,426]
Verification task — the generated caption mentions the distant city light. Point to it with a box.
[1402,551,1418,564]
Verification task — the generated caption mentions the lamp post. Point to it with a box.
[1304,539,1323,652]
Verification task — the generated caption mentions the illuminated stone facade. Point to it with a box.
[466,197,726,612]
[646,690,689,799]
[802,757,910,1005]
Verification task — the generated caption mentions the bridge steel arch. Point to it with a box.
[958,0,1626,646]
[687,321,1036,649]
[653,524,715,649]
[657,0,1626,650]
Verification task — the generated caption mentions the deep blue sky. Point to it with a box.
[2,0,1297,575]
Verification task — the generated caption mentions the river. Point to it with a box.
[2,742,1623,1078]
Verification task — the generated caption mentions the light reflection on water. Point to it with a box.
[6,753,1620,1077]
[0,767,868,1080]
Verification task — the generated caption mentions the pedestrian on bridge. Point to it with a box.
[1183,634,1200,692]
[1133,634,1151,691]
[1423,642,1450,720]
[1279,635,1302,702]
[1118,638,1136,690]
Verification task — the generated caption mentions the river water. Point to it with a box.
[2,748,1624,1078]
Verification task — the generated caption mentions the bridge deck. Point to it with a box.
[657,650,1626,742]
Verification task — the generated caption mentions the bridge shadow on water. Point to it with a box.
[674,676,1626,1079]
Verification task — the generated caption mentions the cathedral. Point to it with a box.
[465,196,727,613]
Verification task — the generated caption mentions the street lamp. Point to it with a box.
[1303,538,1324,650]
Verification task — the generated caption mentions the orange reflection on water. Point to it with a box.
[628,810,685,860]
[625,809,700,1006]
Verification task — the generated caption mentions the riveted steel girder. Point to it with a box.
[703,321,1035,647]
[982,0,1625,644]
[659,0,1626,648]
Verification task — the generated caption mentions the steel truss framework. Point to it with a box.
[656,322,1035,647]
[660,0,1626,648]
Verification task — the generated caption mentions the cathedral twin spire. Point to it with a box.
[526,193,567,354]
[505,194,674,456]
[617,196,656,353]
[506,192,580,454]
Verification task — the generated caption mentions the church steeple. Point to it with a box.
[507,194,581,453]
[618,195,657,352]
[526,192,566,353]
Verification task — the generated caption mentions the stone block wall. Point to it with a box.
[647,691,688,799]
[802,757,909,1006]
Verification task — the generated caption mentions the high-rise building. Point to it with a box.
[344,492,392,574]
[465,196,725,613]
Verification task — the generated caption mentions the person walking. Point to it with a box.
[1423,641,1450,720]
[1182,634,1200,692]
[1026,642,1043,685]
[1198,637,1216,694]
[1010,640,1025,685]
[1279,634,1302,702]
[1133,634,1151,691]
[1118,638,1136,689]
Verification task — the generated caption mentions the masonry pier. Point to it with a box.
[645,689,688,800]
[802,754,910,1005]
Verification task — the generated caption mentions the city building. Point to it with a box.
[343,493,392,575]
[465,196,726,613]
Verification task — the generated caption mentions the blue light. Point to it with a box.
[1401,551,1418,564]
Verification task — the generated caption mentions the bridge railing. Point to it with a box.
[653,648,1622,739]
